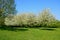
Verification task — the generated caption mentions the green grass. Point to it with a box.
[0,28,60,40]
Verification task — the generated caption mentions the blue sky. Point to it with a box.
[15,0,60,20]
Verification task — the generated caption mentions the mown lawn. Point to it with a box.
[0,28,60,40]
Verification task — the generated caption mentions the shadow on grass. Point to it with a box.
[40,28,56,31]
[0,26,29,32]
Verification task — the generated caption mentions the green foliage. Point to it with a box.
[54,20,60,28]
[0,9,5,26]
[0,0,16,27]
[0,0,16,16]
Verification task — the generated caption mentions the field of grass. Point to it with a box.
[0,28,60,40]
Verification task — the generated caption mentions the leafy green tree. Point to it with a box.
[0,0,16,16]
[0,0,16,26]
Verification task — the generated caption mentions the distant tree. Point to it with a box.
[38,8,56,27]
[5,13,28,27]
[0,0,16,26]
[5,13,37,27]
[25,13,36,27]
[13,13,36,27]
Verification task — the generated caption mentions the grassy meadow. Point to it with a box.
[0,28,60,40]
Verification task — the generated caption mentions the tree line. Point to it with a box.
[0,0,60,28]
[5,9,60,28]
